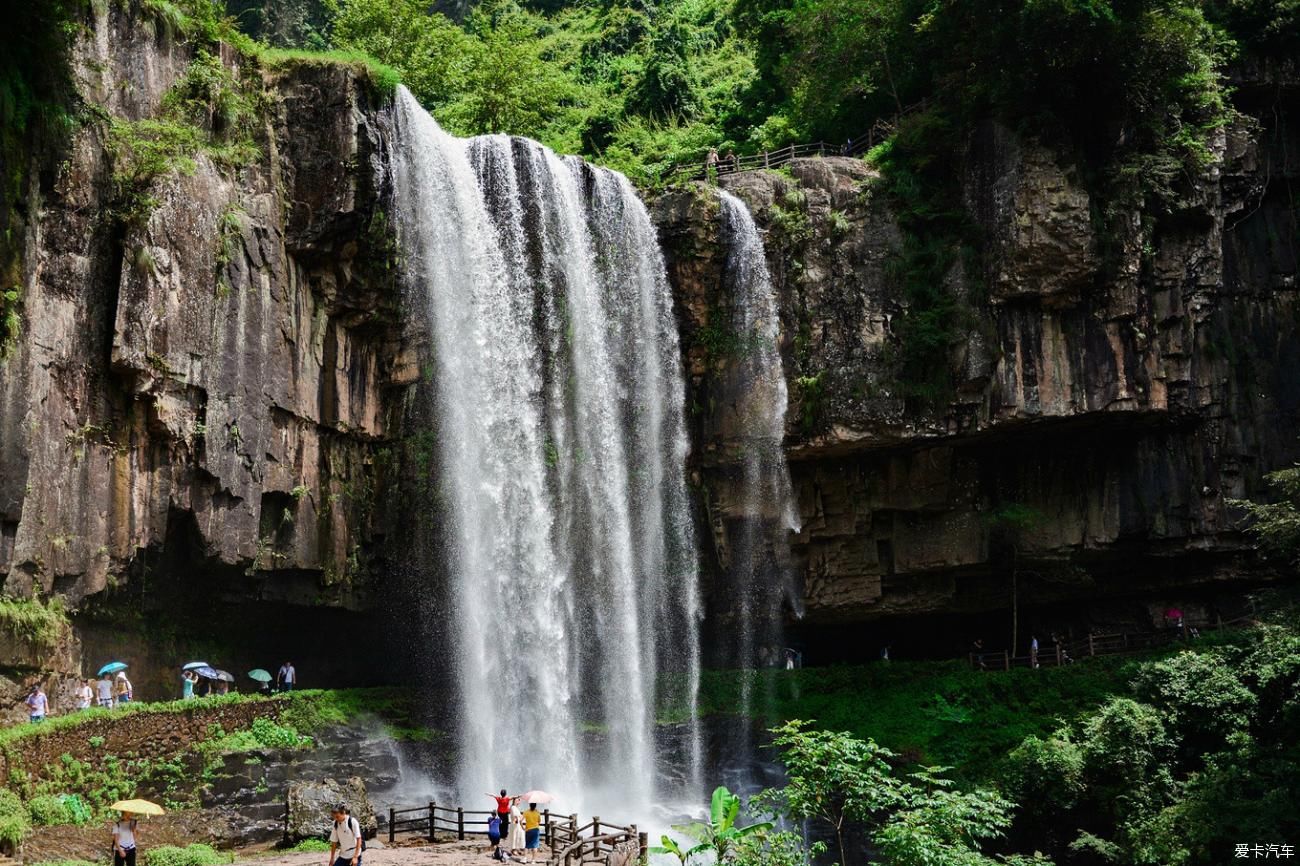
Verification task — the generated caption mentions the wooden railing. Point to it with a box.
[383,801,647,866]
[968,612,1260,671]
[666,134,877,183]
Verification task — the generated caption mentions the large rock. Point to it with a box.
[287,777,378,841]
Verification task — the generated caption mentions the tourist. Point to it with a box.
[115,671,133,704]
[1030,635,1039,669]
[328,803,363,866]
[25,684,48,722]
[112,810,140,866]
[971,638,986,670]
[488,789,512,837]
[181,669,196,700]
[277,660,296,692]
[75,678,94,710]
[723,150,737,171]
[523,802,542,862]
[487,810,503,855]
[785,649,796,670]
[507,798,526,856]
[96,674,115,708]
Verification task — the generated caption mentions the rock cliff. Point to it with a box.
[0,4,406,617]
[654,67,1300,631]
[2,1,1297,683]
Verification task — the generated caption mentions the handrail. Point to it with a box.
[666,131,879,183]
[384,799,644,865]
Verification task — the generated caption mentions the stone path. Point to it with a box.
[232,839,550,866]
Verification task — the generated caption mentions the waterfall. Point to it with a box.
[716,190,799,701]
[390,88,700,818]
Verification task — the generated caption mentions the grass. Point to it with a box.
[254,47,401,96]
[0,596,70,650]
[670,636,1252,783]
[0,688,412,748]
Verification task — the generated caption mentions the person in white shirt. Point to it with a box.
[277,661,297,692]
[112,811,140,866]
[76,678,94,710]
[96,675,115,708]
[25,685,48,722]
[327,804,363,866]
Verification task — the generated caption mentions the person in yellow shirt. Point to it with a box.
[523,803,542,862]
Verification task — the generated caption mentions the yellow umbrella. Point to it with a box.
[110,799,165,816]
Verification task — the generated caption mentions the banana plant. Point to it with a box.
[651,786,773,864]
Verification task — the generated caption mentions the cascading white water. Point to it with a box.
[716,190,800,682]
[390,88,700,818]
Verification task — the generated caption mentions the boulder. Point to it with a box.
[287,777,378,842]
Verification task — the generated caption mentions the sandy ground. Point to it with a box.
[232,838,551,866]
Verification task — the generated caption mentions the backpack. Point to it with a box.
[335,815,367,852]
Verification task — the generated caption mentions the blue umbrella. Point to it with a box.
[98,662,128,676]
[181,661,209,671]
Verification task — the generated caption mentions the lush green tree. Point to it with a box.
[758,720,903,865]
[1231,467,1300,565]
[328,0,474,108]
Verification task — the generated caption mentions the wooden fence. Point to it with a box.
[384,802,647,866]
[968,612,1259,671]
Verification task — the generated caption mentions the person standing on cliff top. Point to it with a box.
[96,674,115,708]
[277,661,296,692]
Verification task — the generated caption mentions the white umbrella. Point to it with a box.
[516,790,556,805]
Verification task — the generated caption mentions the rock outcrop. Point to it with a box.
[0,4,407,616]
[654,78,1300,628]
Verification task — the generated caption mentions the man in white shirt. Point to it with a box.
[25,684,48,722]
[96,675,115,707]
[327,804,363,866]
[277,661,297,691]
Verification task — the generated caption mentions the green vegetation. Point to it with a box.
[1231,465,1300,565]
[284,838,332,852]
[672,651,1155,781]
[147,844,232,866]
[1004,622,1300,864]
[0,789,30,851]
[26,793,91,826]
[652,786,772,864]
[0,596,70,651]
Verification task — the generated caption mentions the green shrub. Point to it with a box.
[0,789,31,849]
[0,596,69,648]
[285,838,331,852]
[146,843,230,866]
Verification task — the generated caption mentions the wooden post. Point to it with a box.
[570,814,578,841]
[1088,634,1095,656]
[457,806,465,841]
[428,802,437,842]
[638,831,649,866]
[545,809,552,849]
[389,807,396,844]
[1003,650,1010,671]
[593,816,600,839]
[1055,645,1063,666]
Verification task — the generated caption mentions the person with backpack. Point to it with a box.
[112,811,140,866]
[327,804,364,866]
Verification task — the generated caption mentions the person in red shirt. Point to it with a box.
[486,789,512,843]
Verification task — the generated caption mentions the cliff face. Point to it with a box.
[0,5,407,619]
[654,69,1300,627]
[3,3,1297,684]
